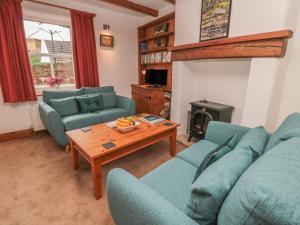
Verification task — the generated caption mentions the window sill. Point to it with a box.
[35,84,76,96]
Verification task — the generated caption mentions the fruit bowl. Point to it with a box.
[115,117,140,133]
[115,122,140,133]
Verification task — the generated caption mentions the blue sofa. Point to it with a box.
[39,86,135,146]
[107,113,300,225]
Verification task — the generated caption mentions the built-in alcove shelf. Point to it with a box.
[170,30,293,61]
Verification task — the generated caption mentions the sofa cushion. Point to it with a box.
[50,97,78,117]
[176,140,219,167]
[82,86,114,95]
[193,134,239,183]
[141,158,197,211]
[96,108,129,122]
[43,89,83,104]
[75,94,103,113]
[186,126,269,225]
[265,112,300,151]
[102,92,117,109]
[62,113,102,131]
[218,137,300,225]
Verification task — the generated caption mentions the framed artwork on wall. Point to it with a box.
[200,0,232,41]
[100,34,114,47]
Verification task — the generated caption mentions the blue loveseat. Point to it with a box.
[39,86,135,146]
[107,113,300,225]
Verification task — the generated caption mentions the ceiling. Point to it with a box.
[23,0,174,18]
[130,0,171,10]
[85,0,173,17]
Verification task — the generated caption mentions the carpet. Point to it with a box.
[0,132,185,225]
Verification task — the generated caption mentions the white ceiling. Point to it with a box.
[86,0,173,17]
[130,0,171,10]
[23,0,173,18]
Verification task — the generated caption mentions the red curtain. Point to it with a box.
[71,10,99,88]
[0,0,37,103]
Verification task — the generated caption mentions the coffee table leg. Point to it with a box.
[170,128,177,157]
[70,140,79,170]
[91,158,102,200]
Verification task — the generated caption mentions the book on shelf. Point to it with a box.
[141,51,171,64]
[140,42,148,53]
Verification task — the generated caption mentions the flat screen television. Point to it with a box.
[145,69,167,86]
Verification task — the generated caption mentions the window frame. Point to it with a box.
[24,19,75,94]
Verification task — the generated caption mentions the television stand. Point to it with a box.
[131,84,166,117]
[148,85,162,88]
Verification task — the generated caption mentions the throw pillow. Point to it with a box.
[186,126,269,225]
[265,112,300,151]
[218,138,300,225]
[75,94,103,113]
[50,97,79,117]
[102,92,117,109]
[192,134,239,183]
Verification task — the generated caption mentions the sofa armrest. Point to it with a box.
[39,102,68,146]
[117,95,136,115]
[107,168,199,225]
[205,121,250,145]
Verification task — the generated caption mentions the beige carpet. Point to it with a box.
[0,132,185,225]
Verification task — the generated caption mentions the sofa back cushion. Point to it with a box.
[218,137,300,225]
[50,97,79,117]
[192,134,239,183]
[102,92,117,109]
[82,86,114,95]
[186,127,268,225]
[75,94,103,113]
[43,89,83,104]
[265,112,300,151]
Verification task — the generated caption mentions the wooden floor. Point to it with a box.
[0,132,186,225]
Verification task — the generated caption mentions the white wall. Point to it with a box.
[171,0,300,134]
[141,4,175,25]
[0,1,140,133]
[171,59,251,134]
[275,4,300,127]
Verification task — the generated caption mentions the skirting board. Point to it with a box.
[0,129,34,143]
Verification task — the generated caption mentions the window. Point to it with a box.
[24,20,75,90]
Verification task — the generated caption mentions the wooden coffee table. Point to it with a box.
[66,115,179,200]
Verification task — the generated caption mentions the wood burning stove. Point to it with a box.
[188,100,234,141]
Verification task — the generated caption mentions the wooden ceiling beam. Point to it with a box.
[164,0,176,4]
[99,0,158,17]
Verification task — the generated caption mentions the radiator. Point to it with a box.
[29,107,45,132]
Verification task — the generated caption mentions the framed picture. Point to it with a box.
[200,0,232,41]
[154,23,169,34]
[154,37,168,48]
[100,34,114,47]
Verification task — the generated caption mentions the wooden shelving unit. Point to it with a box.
[139,31,175,42]
[138,12,175,89]
[133,12,175,119]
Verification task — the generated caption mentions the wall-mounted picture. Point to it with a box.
[100,34,114,47]
[200,0,232,41]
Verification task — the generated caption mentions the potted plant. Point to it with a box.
[47,77,64,89]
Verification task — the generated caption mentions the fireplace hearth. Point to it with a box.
[188,100,234,142]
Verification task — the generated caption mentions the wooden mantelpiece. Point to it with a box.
[170,30,293,61]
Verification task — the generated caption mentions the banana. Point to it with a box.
[118,119,133,125]
[116,121,131,127]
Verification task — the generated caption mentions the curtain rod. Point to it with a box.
[25,0,96,16]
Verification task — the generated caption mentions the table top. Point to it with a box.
[66,115,179,159]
